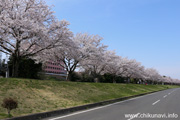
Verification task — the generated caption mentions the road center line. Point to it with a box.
[170,89,177,94]
[152,100,160,105]
[163,95,167,98]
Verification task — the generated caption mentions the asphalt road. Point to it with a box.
[45,88,180,120]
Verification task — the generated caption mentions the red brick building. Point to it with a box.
[44,60,67,75]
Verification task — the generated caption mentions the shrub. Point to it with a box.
[1,97,18,117]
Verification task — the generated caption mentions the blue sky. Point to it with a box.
[44,0,180,79]
[47,0,179,79]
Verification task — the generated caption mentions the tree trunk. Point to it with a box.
[66,71,72,81]
[7,109,11,117]
[113,76,116,83]
[94,77,99,83]
[12,55,20,77]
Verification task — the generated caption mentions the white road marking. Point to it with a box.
[127,113,140,120]
[48,92,158,120]
[163,95,167,98]
[152,100,160,105]
[168,93,171,95]
[170,89,178,94]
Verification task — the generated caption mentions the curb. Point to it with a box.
[4,89,168,120]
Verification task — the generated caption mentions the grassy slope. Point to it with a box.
[0,78,179,119]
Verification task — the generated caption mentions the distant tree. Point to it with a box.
[68,72,81,81]
[80,42,108,82]
[8,56,42,79]
[105,54,130,83]
[144,68,161,84]
[80,71,94,82]
[124,59,145,83]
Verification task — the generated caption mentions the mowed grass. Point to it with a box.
[0,78,179,119]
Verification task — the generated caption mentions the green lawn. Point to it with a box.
[0,78,179,119]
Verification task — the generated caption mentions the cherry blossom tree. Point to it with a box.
[144,68,161,84]
[42,33,106,81]
[80,43,108,82]
[104,53,131,83]
[124,60,145,83]
[0,0,72,77]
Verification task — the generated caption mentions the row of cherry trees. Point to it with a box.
[40,33,180,85]
[0,0,179,84]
